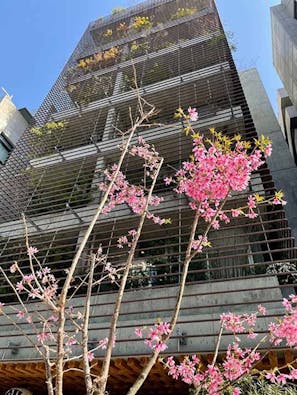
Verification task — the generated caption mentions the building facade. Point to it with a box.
[0,93,32,165]
[0,1,295,393]
[239,68,297,240]
[271,0,297,163]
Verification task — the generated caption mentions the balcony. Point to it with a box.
[110,69,239,138]
[30,108,108,158]
[0,203,294,299]
[22,155,98,217]
[89,0,211,47]
[0,206,294,382]
[120,39,230,93]
[66,73,116,106]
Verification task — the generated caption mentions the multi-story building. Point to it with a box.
[239,68,297,240]
[0,92,33,165]
[271,0,297,163]
[0,1,295,393]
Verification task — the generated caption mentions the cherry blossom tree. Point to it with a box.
[0,102,292,395]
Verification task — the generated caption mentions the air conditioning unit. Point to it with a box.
[5,389,32,395]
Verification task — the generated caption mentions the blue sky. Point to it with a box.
[0,0,282,114]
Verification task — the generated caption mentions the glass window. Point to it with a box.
[0,134,13,164]
[295,1,297,19]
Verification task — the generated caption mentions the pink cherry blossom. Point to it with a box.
[17,310,25,320]
[87,351,94,362]
[257,304,266,315]
[10,263,18,273]
[141,322,171,353]
[276,373,287,385]
[16,281,24,292]
[266,372,277,383]
[188,107,198,122]
[37,332,51,343]
[264,144,272,158]
[23,274,34,284]
[65,337,77,347]
[135,328,143,338]
[27,246,38,257]
[164,177,172,185]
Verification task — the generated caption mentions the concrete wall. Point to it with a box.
[0,276,283,361]
[281,0,296,18]
[239,68,297,239]
[271,3,297,109]
[0,95,29,145]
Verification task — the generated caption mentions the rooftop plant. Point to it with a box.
[112,7,126,14]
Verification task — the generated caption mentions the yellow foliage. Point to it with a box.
[104,29,113,37]
[254,193,264,202]
[78,59,87,68]
[131,16,153,31]
[31,121,66,137]
[77,47,120,70]
[117,22,127,32]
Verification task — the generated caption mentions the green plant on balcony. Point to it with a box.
[116,21,128,34]
[77,47,121,73]
[129,41,150,57]
[170,7,197,20]
[103,28,113,38]
[122,73,135,91]
[130,16,153,32]
[31,121,66,137]
[157,40,173,50]
[30,121,67,154]
[112,7,126,14]
[143,62,170,85]
[73,75,113,106]
[209,30,237,52]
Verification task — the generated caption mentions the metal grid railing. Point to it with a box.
[0,0,295,374]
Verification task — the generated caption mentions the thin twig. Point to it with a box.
[95,157,164,395]
[82,254,96,394]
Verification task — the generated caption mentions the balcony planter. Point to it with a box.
[130,16,153,32]
[77,47,121,74]
[31,121,67,154]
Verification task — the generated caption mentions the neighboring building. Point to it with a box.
[0,1,295,393]
[239,68,297,240]
[271,0,297,162]
[0,93,32,165]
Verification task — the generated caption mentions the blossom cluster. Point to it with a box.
[167,108,285,241]
[165,346,260,395]
[11,256,58,302]
[99,137,167,225]
[172,129,267,218]
[163,297,297,393]
[269,294,297,347]
[163,305,265,395]
[135,321,171,352]
[130,137,161,176]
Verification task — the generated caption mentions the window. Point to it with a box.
[295,0,297,19]
[0,134,13,164]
